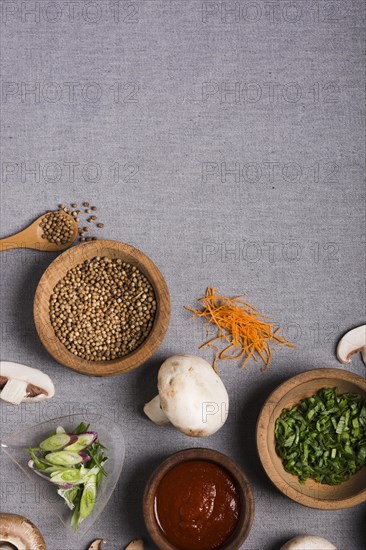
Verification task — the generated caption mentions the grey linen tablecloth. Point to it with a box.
[0,1,365,548]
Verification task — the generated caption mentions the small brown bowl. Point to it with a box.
[34,239,170,376]
[256,368,366,509]
[143,448,254,549]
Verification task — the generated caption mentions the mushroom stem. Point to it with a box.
[0,379,28,404]
[143,395,170,425]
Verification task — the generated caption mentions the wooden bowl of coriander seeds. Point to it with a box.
[34,240,170,376]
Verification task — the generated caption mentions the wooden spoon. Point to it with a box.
[0,212,78,252]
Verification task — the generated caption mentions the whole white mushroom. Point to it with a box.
[144,354,229,437]
[280,535,336,550]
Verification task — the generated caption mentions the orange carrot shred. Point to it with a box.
[185,287,295,372]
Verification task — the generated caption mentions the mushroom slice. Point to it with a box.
[88,540,106,550]
[336,325,366,366]
[125,540,144,550]
[0,513,46,550]
[144,354,229,437]
[280,535,336,550]
[0,361,55,405]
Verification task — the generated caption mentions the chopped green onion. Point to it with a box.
[79,474,97,520]
[45,451,89,466]
[40,433,76,452]
[275,387,366,485]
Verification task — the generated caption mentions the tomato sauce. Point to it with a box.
[154,460,241,550]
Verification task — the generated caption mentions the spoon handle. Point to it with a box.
[0,232,36,251]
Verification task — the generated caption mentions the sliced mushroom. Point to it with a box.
[0,361,55,404]
[88,540,106,550]
[0,513,46,550]
[336,325,366,366]
[125,540,144,550]
[280,535,336,549]
[144,354,229,437]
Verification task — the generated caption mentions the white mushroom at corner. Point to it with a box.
[88,539,106,550]
[0,361,55,405]
[144,354,229,437]
[336,325,366,366]
[280,535,336,550]
[125,539,144,550]
[0,513,46,550]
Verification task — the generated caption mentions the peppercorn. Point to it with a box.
[97,223,104,229]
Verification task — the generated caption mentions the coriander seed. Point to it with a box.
[39,211,74,245]
[49,257,157,362]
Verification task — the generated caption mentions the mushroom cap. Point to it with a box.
[0,513,46,550]
[336,325,366,365]
[0,361,55,402]
[280,535,336,550]
[157,354,229,436]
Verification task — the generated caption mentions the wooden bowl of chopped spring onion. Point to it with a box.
[34,240,170,376]
[256,368,366,509]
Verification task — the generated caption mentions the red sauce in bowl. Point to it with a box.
[154,460,241,550]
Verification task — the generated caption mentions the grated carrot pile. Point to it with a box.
[185,287,295,372]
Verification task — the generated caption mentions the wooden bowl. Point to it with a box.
[34,240,170,376]
[143,448,254,549]
[256,368,366,509]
